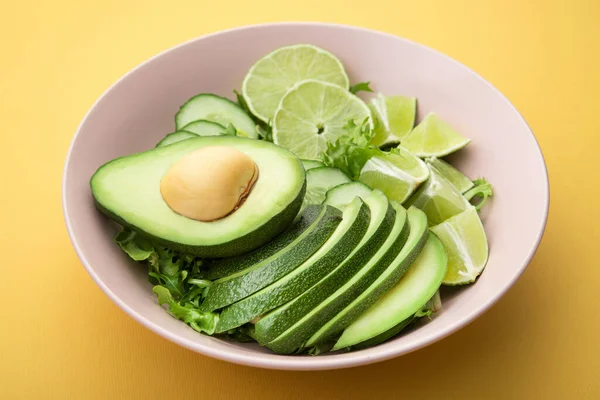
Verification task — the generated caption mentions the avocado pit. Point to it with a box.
[160,146,258,221]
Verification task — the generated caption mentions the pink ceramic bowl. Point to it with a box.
[63,22,549,370]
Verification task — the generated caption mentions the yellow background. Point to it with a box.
[1,0,599,398]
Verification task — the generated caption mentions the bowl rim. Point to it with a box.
[62,21,550,371]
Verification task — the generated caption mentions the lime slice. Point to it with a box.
[404,164,471,226]
[431,207,488,285]
[358,146,429,203]
[402,112,471,157]
[369,94,416,147]
[272,79,372,161]
[426,157,474,193]
[242,44,350,123]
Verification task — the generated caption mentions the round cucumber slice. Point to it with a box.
[304,167,351,206]
[175,94,258,138]
[155,130,198,147]
[181,120,226,136]
[324,181,372,210]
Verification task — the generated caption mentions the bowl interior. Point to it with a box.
[63,23,548,370]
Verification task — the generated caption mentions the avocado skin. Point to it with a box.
[92,179,306,259]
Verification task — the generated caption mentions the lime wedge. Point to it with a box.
[369,94,416,147]
[402,112,471,157]
[426,157,474,193]
[242,44,350,123]
[272,80,372,161]
[404,164,471,226]
[358,146,429,203]
[431,207,488,285]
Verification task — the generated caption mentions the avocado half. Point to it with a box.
[90,136,306,258]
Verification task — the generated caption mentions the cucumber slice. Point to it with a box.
[324,181,372,210]
[266,201,411,354]
[256,190,396,353]
[216,197,371,333]
[306,207,428,348]
[333,232,448,350]
[350,315,414,350]
[199,205,342,311]
[175,94,258,138]
[155,130,198,147]
[305,167,351,205]
[349,291,440,350]
[204,205,325,280]
[181,120,226,136]
[302,159,325,171]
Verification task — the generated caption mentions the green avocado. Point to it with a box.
[90,136,306,258]
[215,196,371,333]
[255,190,396,352]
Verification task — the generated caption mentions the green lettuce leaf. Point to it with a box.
[349,81,374,94]
[115,229,154,261]
[323,118,377,179]
[147,247,206,301]
[153,286,219,334]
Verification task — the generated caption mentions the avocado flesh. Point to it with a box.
[200,205,342,311]
[334,232,448,350]
[90,136,305,258]
[216,197,370,333]
[204,205,325,280]
[255,190,396,352]
[306,206,428,348]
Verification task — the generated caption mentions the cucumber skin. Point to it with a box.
[199,206,343,311]
[175,93,258,138]
[204,206,324,280]
[256,201,397,349]
[155,131,198,148]
[92,179,305,259]
[215,202,371,333]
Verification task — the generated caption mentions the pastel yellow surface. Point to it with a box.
[1,0,599,398]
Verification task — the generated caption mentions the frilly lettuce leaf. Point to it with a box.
[323,118,378,179]
[115,229,154,261]
[153,286,219,334]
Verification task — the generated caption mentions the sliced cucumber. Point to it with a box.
[333,232,448,350]
[324,181,372,210]
[199,205,342,311]
[350,315,414,350]
[155,130,198,147]
[305,167,351,205]
[350,291,441,350]
[302,159,325,171]
[256,190,396,353]
[175,94,258,138]
[306,207,428,348]
[267,201,410,354]
[216,197,370,333]
[181,120,227,136]
[204,205,325,280]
